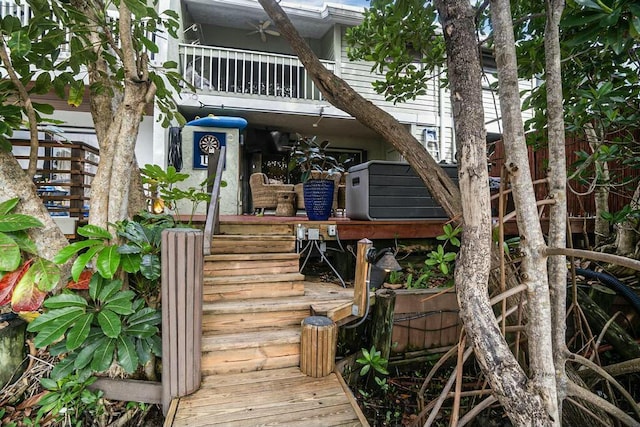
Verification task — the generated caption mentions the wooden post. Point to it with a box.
[352,238,373,317]
[161,229,203,415]
[300,316,337,377]
[371,289,396,363]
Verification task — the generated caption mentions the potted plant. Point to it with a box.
[288,135,345,221]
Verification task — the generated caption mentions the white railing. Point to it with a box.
[179,44,334,102]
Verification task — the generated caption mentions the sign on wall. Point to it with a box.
[193,131,226,169]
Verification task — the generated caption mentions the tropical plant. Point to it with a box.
[288,135,345,183]
[28,273,162,379]
[356,345,390,393]
[35,371,105,426]
[141,164,217,224]
[27,218,169,380]
[0,197,60,313]
[423,224,461,280]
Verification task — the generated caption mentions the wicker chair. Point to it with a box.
[249,173,294,213]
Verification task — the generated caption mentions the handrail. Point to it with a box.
[203,145,226,256]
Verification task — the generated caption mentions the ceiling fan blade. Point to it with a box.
[264,29,280,36]
[261,20,272,29]
[260,32,267,43]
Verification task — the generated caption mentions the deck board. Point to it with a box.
[168,368,366,426]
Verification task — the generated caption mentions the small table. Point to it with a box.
[275,191,296,216]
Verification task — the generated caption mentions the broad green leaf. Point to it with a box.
[66,313,94,351]
[32,102,54,114]
[117,244,142,255]
[147,334,162,356]
[30,307,85,347]
[126,322,157,338]
[103,291,135,315]
[97,279,123,302]
[28,305,83,331]
[0,214,43,232]
[0,232,20,271]
[127,307,161,326]
[0,197,19,215]
[163,60,177,68]
[77,225,112,240]
[39,377,58,391]
[136,338,152,364]
[75,337,104,370]
[117,335,138,373]
[1,16,22,34]
[140,253,161,280]
[98,309,122,338]
[32,72,52,95]
[53,239,103,264]
[96,245,121,279]
[91,338,115,372]
[50,356,76,381]
[68,80,84,107]
[120,253,141,274]
[71,244,102,282]
[8,30,32,57]
[7,231,38,254]
[44,293,88,309]
[30,258,60,292]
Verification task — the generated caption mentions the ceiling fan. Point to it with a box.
[247,20,280,43]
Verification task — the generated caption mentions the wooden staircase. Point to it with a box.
[166,220,367,426]
[202,225,306,375]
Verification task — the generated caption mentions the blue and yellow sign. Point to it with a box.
[193,131,226,169]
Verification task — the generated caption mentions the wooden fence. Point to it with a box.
[489,135,640,218]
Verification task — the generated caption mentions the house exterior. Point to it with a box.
[2,0,534,217]
[152,0,534,215]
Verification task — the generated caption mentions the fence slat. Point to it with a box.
[162,229,203,415]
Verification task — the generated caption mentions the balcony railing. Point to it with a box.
[179,44,334,102]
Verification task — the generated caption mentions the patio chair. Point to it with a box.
[249,173,294,214]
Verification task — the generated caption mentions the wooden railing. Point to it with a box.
[203,146,226,255]
[179,44,334,102]
[12,140,99,221]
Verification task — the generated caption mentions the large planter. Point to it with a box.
[390,288,460,353]
[303,179,335,221]
[0,313,27,388]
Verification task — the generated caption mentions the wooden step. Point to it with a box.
[203,274,305,302]
[219,222,295,236]
[210,235,296,254]
[201,328,301,375]
[204,253,300,276]
[202,296,313,333]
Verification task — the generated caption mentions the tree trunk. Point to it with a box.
[0,151,68,281]
[491,0,559,423]
[79,1,154,228]
[544,0,568,417]
[615,181,640,257]
[585,124,611,246]
[435,0,553,424]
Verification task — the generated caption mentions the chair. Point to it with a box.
[249,173,294,213]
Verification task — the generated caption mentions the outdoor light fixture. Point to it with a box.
[346,243,401,329]
[367,248,402,273]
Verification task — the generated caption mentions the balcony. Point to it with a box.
[179,44,335,102]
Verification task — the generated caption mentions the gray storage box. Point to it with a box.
[346,161,457,220]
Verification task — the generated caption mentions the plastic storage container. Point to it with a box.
[346,161,457,220]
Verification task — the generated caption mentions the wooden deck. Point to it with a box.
[181,214,595,241]
[166,367,367,427]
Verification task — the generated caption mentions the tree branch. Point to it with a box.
[545,247,640,272]
[566,381,640,426]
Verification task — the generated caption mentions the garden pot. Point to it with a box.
[391,288,460,353]
[303,179,335,221]
[0,313,27,388]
